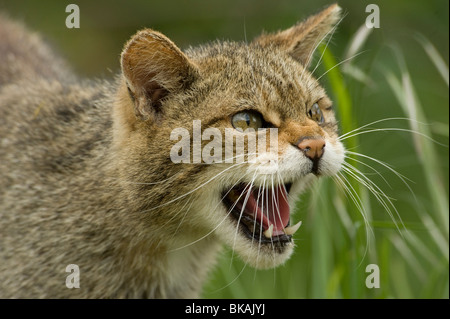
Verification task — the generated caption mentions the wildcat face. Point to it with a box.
[117,4,344,269]
[186,42,345,268]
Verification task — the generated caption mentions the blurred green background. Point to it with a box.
[1,0,448,298]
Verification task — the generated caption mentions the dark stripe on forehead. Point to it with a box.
[259,70,288,101]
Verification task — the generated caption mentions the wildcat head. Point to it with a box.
[115,4,344,269]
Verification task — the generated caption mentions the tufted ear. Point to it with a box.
[121,29,198,121]
[253,4,341,67]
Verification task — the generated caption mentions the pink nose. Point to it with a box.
[297,138,325,161]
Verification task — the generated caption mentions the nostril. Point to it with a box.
[297,138,326,161]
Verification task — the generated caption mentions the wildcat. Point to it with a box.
[0,4,344,298]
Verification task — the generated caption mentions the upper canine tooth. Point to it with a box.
[263,224,274,238]
[284,220,302,236]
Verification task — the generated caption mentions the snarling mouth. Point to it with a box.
[222,182,302,246]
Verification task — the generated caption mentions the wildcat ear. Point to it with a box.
[254,4,341,67]
[121,29,197,121]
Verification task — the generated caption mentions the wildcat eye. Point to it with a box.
[308,103,324,124]
[231,111,264,132]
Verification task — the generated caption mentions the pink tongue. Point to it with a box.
[244,185,290,235]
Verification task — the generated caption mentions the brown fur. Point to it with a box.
[0,5,342,298]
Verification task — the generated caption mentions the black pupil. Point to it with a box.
[308,104,322,123]
[245,113,251,126]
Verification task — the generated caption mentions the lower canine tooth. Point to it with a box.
[263,224,274,238]
[284,220,302,236]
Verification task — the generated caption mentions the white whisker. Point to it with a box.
[169,174,247,252]
[337,117,424,140]
[301,13,347,81]
[230,170,258,265]
[333,172,372,265]
[138,162,246,214]
[314,51,366,82]
[340,128,446,146]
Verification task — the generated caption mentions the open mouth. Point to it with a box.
[222,182,302,245]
